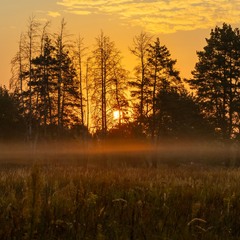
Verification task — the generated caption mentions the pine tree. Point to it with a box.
[189,23,240,140]
[31,35,58,135]
[146,37,182,139]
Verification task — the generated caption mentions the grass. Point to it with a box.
[0,142,240,239]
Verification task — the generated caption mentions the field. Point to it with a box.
[0,141,240,240]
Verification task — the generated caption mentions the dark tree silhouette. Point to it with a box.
[154,88,215,141]
[31,35,57,136]
[146,37,182,140]
[189,23,240,140]
[0,86,25,140]
[129,32,152,128]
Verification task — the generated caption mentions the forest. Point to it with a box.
[1,18,240,145]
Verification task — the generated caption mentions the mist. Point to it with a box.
[0,139,239,168]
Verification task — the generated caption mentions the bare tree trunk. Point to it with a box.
[57,19,66,134]
[100,34,107,137]
[130,32,152,127]
[151,59,157,140]
[27,16,40,140]
[19,34,24,112]
[140,53,145,125]
[76,36,85,126]
[28,20,33,139]
[114,78,122,126]
[40,22,50,137]
[85,58,90,131]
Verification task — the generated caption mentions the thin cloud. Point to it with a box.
[48,11,61,17]
[56,0,240,33]
[64,9,92,15]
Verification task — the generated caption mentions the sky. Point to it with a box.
[1,0,240,87]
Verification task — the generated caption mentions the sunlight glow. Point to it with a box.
[113,110,121,121]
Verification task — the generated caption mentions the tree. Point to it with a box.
[74,36,87,126]
[0,86,25,140]
[52,19,81,134]
[10,33,25,112]
[55,19,66,132]
[85,57,91,131]
[59,52,80,129]
[146,37,182,139]
[31,35,58,136]
[10,16,40,140]
[153,88,215,141]
[129,32,152,127]
[91,32,129,137]
[189,23,240,140]
[129,36,186,140]
[111,67,129,127]
[25,16,41,139]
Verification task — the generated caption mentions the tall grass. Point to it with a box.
[1,162,240,239]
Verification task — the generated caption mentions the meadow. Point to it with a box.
[0,141,240,240]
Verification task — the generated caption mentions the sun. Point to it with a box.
[113,110,120,120]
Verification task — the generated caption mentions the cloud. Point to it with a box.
[56,0,240,33]
[65,10,91,15]
[48,11,61,18]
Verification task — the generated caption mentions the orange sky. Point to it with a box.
[1,0,240,87]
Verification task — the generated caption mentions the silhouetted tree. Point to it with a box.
[146,37,182,140]
[129,32,152,127]
[54,20,82,134]
[153,88,215,141]
[85,57,91,131]
[0,86,25,140]
[10,33,25,112]
[55,19,67,133]
[10,16,40,140]
[31,35,58,136]
[91,32,129,137]
[25,16,41,139]
[74,36,87,126]
[189,23,240,140]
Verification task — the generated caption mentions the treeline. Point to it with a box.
[3,18,240,143]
